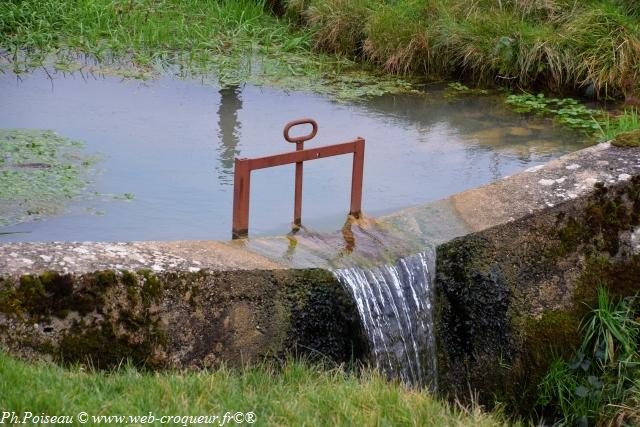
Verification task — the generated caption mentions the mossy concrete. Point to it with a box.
[0,268,366,369]
[434,175,640,413]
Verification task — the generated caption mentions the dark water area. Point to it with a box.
[0,70,591,242]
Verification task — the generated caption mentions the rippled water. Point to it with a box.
[0,70,590,241]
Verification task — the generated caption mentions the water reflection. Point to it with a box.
[216,85,243,184]
[0,70,592,242]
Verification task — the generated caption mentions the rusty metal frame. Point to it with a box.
[232,119,365,239]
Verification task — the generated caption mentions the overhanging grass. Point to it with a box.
[0,353,510,426]
[0,0,415,98]
[290,0,640,98]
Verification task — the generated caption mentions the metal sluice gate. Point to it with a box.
[231,118,365,239]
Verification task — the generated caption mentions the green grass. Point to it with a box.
[0,0,415,98]
[537,287,640,426]
[0,354,510,427]
[2,0,639,99]
[289,0,640,99]
[597,108,640,142]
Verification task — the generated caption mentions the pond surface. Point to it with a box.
[0,70,591,242]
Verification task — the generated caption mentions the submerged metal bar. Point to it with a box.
[231,119,365,239]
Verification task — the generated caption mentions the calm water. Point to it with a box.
[0,70,590,242]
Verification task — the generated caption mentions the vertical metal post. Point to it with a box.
[350,137,365,217]
[284,119,317,231]
[232,158,251,239]
[231,118,363,239]
[293,141,304,228]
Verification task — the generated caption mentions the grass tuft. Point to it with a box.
[537,287,640,426]
[289,0,640,98]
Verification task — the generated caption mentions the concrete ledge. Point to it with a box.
[382,142,640,243]
[0,241,284,276]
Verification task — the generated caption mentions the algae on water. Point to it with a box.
[0,129,94,226]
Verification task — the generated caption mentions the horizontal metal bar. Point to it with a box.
[242,139,363,171]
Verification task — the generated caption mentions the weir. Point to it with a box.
[1,142,639,409]
[333,252,437,389]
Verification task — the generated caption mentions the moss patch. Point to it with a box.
[435,176,640,413]
[59,319,167,369]
[282,269,367,363]
[574,254,640,308]
[0,271,120,320]
[138,269,163,305]
[552,177,640,257]
[612,129,640,147]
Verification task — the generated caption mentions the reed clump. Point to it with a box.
[290,0,640,98]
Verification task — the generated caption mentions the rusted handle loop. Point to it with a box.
[284,118,318,143]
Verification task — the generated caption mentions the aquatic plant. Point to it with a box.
[0,129,95,226]
[597,108,640,142]
[505,93,602,132]
[537,287,640,426]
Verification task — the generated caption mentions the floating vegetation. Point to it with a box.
[0,129,95,226]
[444,82,490,98]
[0,0,415,99]
[505,94,601,133]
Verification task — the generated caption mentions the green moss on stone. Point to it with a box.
[121,270,139,305]
[552,177,640,257]
[121,270,137,287]
[521,311,581,367]
[554,216,587,257]
[59,318,167,369]
[282,269,367,363]
[18,275,45,301]
[139,270,162,305]
[0,281,22,316]
[94,270,117,289]
[612,129,640,148]
[575,255,640,309]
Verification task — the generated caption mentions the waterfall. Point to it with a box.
[333,252,437,389]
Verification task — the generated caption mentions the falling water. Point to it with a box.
[333,252,437,389]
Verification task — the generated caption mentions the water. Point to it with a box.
[0,70,591,242]
[333,252,437,388]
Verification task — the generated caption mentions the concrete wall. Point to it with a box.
[0,267,366,368]
[1,142,639,412]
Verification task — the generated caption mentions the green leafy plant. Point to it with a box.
[505,93,602,132]
[537,287,640,426]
